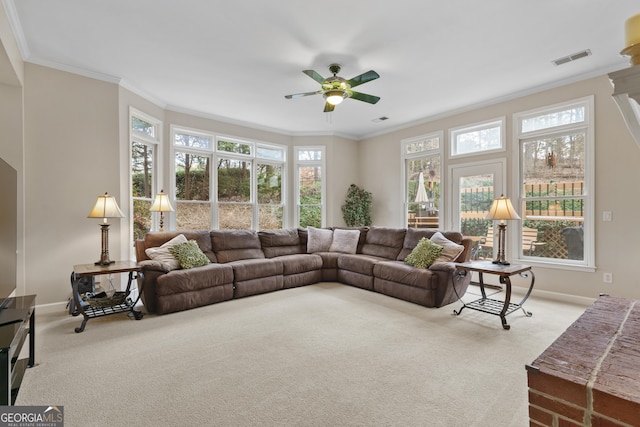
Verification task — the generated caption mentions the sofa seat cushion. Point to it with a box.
[315,252,341,269]
[337,253,387,276]
[258,228,305,258]
[156,263,234,296]
[229,258,283,282]
[276,254,323,275]
[373,260,438,290]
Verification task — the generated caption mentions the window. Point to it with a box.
[450,118,505,158]
[402,133,442,229]
[217,155,252,230]
[130,109,161,241]
[295,147,325,228]
[171,127,285,230]
[514,97,594,268]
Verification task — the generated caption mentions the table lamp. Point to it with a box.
[485,194,521,266]
[88,192,124,266]
[150,189,174,232]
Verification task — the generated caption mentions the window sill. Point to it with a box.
[512,258,596,273]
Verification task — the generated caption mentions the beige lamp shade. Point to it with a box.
[88,192,124,221]
[150,190,174,212]
[485,194,521,221]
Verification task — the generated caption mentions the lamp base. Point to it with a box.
[95,223,114,266]
[492,259,511,266]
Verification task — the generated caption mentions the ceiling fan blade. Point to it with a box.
[284,90,321,99]
[323,102,335,113]
[349,91,380,104]
[346,70,379,88]
[303,70,326,84]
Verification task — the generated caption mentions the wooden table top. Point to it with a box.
[454,260,532,276]
[73,260,140,276]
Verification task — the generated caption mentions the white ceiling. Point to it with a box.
[6,1,640,139]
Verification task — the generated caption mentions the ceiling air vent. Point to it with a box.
[552,49,592,66]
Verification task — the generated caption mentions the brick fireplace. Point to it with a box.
[527,295,640,426]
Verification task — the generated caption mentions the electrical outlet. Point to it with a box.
[603,272,613,283]
[603,211,612,222]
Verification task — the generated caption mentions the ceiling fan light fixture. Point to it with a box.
[324,90,348,106]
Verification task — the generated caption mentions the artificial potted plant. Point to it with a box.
[341,184,372,227]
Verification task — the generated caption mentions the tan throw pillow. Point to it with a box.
[430,232,465,263]
[329,229,360,254]
[144,234,188,271]
[404,237,443,269]
[306,227,333,253]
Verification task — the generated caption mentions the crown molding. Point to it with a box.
[2,0,29,59]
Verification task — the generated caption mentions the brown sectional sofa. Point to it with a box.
[134,226,473,315]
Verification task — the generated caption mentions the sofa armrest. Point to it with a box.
[138,259,172,273]
[428,261,456,272]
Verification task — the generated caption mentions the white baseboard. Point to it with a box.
[512,285,595,307]
[35,301,69,315]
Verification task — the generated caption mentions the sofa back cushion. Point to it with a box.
[360,227,406,260]
[397,228,466,261]
[140,230,217,263]
[258,228,305,258]
[211,230,265,263]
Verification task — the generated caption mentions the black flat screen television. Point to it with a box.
[0,156,24,325]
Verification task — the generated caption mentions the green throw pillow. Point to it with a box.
[404,237,443,269]
[169,240,211,269]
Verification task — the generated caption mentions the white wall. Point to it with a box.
[24,64,120,305]
[359,76,640,301]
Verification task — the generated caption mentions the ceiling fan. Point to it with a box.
[285,64,380,112]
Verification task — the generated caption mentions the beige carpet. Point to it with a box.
[17,282,587,427]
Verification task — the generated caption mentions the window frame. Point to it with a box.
[401,132,443,229]
[294,146,326,228]
[170,126,286,230]
[449,117,506,159]
[512,96,595,271]
[129,107,162,242]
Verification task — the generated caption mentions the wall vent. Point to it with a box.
[552,49,592,66]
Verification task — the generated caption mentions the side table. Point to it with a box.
[453,260,535,330]
[70,261,144,333]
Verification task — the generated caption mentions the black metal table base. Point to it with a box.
[453,263,535,330]
[71,270,144,333]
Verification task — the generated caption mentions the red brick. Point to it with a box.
[528,391,585,422]
[528,297,640,427]
[528,370,587,407]
[590,413,630,427]
[529,404,553,426]
[592,387,640,425]
[557,417,583,427]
